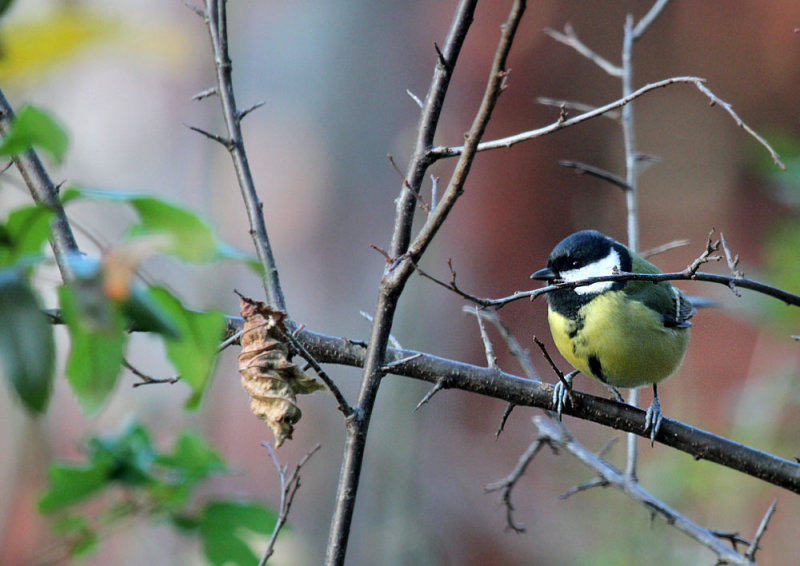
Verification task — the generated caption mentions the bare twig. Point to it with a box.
[125,359,180,387]
[429,77,785,172]
[282,329,353,418]
[536,96,620,121]
[558,160,631,191]
[694,81,786,169]
[686,229,721,275]
[632,0,671,40]
[473,306,498,369]
[544,24,622,77]
[201,0,288,312]
[192,86,218,100]
[745,499,777,562]
[533,417,756,565]
[259,443,321,566]
[484,437,547,533]
[640,238,689,259]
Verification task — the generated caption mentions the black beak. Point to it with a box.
[530,267,556,281]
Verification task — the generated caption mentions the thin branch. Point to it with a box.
[558,160,631,191]
[745,499,777,562]
[693,81,785,169]
[536,96,620,121]
[192,86,218,100]
[280,329,353,418]
[632,0,671,40]
[325,2,484,564]
[544,24,622,77]
[533,417,756,565]
[428,77,785,172]
[125,359,180,387]
[0,89,81,281]
[201,0,288,311]
[259,443,321,566]
[640,238,689,259]
[473,306,499,369]
[484,437,547,533]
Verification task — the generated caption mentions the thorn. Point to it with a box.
[184,1,206,18]
[238,101,265,120]
[414,380,444,412]
[185,124,233,148]
[434,42,448,69]
[406,89,424,109]
[192,87,218,101]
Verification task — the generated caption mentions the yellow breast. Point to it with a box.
[547,291,690,388]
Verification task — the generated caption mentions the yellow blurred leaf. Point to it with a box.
[0,7,115,81]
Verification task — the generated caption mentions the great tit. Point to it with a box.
[531,230,695,441]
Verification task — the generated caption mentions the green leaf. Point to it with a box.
[87,420,156,487]
[122,286,181,338]
[0,104,68,163]
[152,432,226,508]
[0,271,54,413]
[163,432,226,482]
[63,188,219,262]
[199,501,278,566]
[52,515,98,559]
[146,286,225,409]
[38,455,114,513]
[0,204,54,267]
[59,284,127,413]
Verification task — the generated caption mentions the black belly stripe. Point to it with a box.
[588,355,606,383]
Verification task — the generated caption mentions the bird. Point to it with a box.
[530,230,695,442]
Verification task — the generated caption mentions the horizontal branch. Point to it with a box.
[428,76,704,158]
[291,328,800,495]
[477,270,800,309]
[428,76,784,170]
[43,308,800,493]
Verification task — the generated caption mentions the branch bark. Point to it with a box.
[201,0,288,312]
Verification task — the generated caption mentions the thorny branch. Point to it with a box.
[427,77,784,170]
[326,3,528,564]
[258,443,321,566]
[197,0,288,312]
[531,417,759,565]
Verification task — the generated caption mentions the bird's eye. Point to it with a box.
[571,260,580,268]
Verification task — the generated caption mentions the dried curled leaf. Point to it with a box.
[238,296,323,447]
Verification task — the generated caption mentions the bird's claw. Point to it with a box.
[644,395,663,445]
[552,370,578,420]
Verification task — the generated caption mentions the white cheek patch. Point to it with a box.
[560,249,621,295]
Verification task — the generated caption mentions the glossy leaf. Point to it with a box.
[0,270,54,413]
[0,104,68,163]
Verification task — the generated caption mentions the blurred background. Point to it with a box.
[1,1,799,564]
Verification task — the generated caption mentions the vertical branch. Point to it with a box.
[620,0,670,479]
[202,0,287,312]
[325,2,526,564]
[0,89,80,282]
[619,13,641,479]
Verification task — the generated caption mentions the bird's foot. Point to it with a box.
[553,370,578,420]
[644,395,663,445]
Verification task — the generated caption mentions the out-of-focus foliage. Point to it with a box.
[38,420,275,565]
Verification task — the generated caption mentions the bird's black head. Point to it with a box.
[532,230,632,283]
[531,231,633,318]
